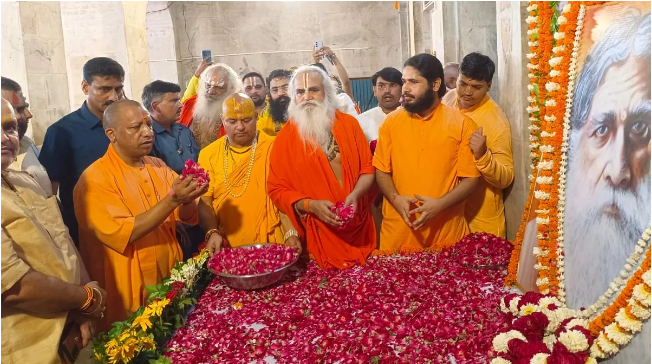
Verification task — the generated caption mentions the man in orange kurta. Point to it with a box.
[74,100,207,329]
[441,53,514,237]
[268,66,377,270]
[374,54,480,253]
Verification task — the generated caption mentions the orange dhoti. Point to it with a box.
[267,111,376,269]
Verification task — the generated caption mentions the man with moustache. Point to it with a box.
[2,98,107,363]
[268,66,377,270]
[142,80,199,174]
[73,100,206,329]
[1,77,52,196]
[373,53,480,252]
[39,57,126,245]
[256,69,293,136]
[356,67,403,143]
[442,53,514,238]
[179,63,243,149]
[242,72,269,117]
[564,11,651,311]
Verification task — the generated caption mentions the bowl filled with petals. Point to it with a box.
[207,244,299,290]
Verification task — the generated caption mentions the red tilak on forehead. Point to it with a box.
[10,92,19,106]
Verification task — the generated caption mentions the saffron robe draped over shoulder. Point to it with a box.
[198,132,284,246]
[74,145,198,329]
[267,111,377,269]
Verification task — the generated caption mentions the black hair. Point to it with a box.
[83,57,125,84]
[311,63,329,75]
[1,77,21,92]
[267,69,293,85]
[459,52,495,84]
[141,80,181,112]
[371,67,403,86]
[404,53,446,98]
[242,72,266,86]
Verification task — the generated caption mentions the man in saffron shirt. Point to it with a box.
[73,100,206,328]
[373,53,480,252]
[442,53,514,237]
[199,94,300,253]
[267,66,376,269]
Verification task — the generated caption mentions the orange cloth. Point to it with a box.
[442,90,514,237]
[179,95,226,142]
[372,104,480,252]
[74,144,197,329]
[199,132,284,246]
[267,111,376,269]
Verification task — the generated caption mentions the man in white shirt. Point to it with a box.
[356,67,403,142]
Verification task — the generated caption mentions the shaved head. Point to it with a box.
[444,62,460,90]
[222,93,258,148]
[103,100,147,130]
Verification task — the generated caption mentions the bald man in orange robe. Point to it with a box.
[268,66,376,270]
[74,100,207,329]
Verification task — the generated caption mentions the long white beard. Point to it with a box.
[564,131,651,309]
[193,93,225,124]
[288,100,335,150]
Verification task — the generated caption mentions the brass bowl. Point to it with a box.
[210,244,299,291]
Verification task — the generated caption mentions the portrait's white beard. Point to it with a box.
[288,99,336,150]
[564,130,651,309]
[193,93,226,124]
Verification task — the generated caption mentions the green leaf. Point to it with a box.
[371,356,380,363]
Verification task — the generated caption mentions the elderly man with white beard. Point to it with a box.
[267,65,377,270]
[563,9,650,363]
[179,63,244,149]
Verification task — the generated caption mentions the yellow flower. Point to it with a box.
[119,331,132,342]
[106,338,119,350]
[94,352,103,360]
[131,312,153,331]
[147,298,171,317]
[233,302,243,310]
[118,338,138,362]
[139,336,157,351]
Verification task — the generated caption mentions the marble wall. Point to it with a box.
[122,1,151,102]
[168,1,406,93]
[495,1,530,240]
[146,1,179,84]
[18,1,70,145]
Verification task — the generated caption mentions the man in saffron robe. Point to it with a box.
[256,69,293,136]
[442,53,514,237]
[267,66,377,269]
[199,93,301,253]
[73,100,207,328]
[373,54,480,252]
[178,63,243,149]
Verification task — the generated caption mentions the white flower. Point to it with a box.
[536,217,550,225]
[536,176,553,185]
[589,341,608,359]
[558,15,567,24]
[537,160,553,170]
[535,191,551,200]
[545,99,557,107]
[526,53,536,59]
[585,357,598,364]
[493,330,527,353]
[596,332,619,354]
[526,4,538,12]
[520,303,540,316]
[526,16,539,24]
[564,318,588,330]
[552,45,566,53]
[615,307,643,333]
[540,131,556,138]
[643,270,651,286]
[509,296,522,315]
[530,353,549,364]
[527,84,535,91]
[549,57,563,67]
[543,334,557,350]
[559,329,589,353]
[632,283,651,307]
[562,3,572,13]
[628,298,651,320]
[536,277,549,286]
[546,82,560,92]
[544,115,557,122]
[538,296,561,308]
[604,322,633,345]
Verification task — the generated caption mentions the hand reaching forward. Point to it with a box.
[409,194,445,230]
[172,175,209,205]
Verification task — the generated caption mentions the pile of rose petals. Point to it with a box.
[168,237,511,363]
[208,244,297,276]
[330,202,355,229]
[451,233,514,268]
[182,160,210,189]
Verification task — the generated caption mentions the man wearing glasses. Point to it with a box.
[39,57,126,246]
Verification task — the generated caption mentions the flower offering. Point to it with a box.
[453,232,514,267]
[208,244,297,276]
[330,201,355,229]
[182,160,210,189]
